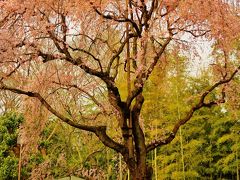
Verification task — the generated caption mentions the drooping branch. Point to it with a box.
[38,50,127,132]
[176,28,211,38]
[146,65,240,152]
[0,83,127,155]
[0,84,98,131]
[52,81,107,113]
[0,58,30,81]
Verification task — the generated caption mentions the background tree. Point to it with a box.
[0,0,240,179]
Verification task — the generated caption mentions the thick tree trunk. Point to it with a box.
[130,164,153,180]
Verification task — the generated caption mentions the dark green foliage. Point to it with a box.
[0,112,23,180]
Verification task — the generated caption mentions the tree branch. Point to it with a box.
[146,65,240,152]
[0,84,126,154]
[106,33,136,74]
[52,81,107,113]
[92,4,142,37]
[126,36,172,108]
[68,45,103,72]
[38,49,127,134]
